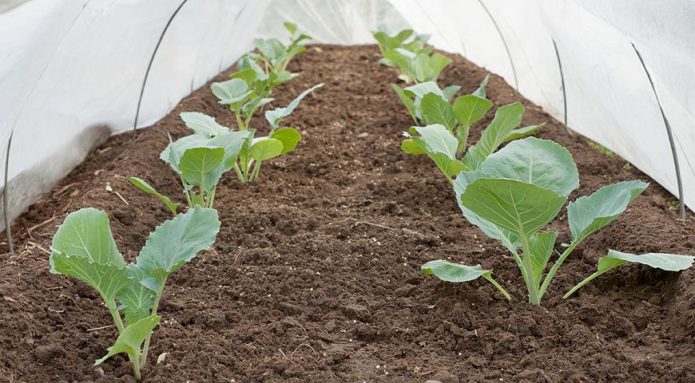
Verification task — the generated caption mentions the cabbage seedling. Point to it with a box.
[383,47,451,83]
[49,206,220,380]
[253,22,311,74]
[423,137,692,305]
[372,27,431,67]
[211,83,323,183]
[130,112,248,210]
[402,98,541,184]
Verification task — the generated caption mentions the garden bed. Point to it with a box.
[2,45,695,382]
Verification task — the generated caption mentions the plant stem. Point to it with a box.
[206,188,216,208]
[483,274,512,301]
[131,353,142,381]
[538,240,580,298]
[139,286,164,370]
[107,300,125,333]
[563,270,606,299]
[250,161,262,182]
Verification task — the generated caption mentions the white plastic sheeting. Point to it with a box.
[1,0,693,231]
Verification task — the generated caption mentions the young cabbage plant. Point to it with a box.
[372,27,431,67]
[401,98,541,184]
[212,83,323,183]
[253,22,311,75]
[130,112,248,210]
[49,206,220,380]
[423,137,691,305]
[383,47,452,83]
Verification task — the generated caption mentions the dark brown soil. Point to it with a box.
[2,45,695,383]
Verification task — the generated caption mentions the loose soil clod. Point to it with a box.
[1,45,694,382]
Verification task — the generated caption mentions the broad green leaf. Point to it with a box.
[118,266,155,326]
[430,153,466,178]
[94,315,160,366]
[473,75,490,98]
[230,67,258,84]
[250,137,284,161]
[503,124,544,143]
[567,180,648,243]
[400,137,426,155]
[603,250,695,271]
[129,177,178,216]
[452,95,492,128]
[564,250,695,298]
[442,85,461,101]
[208,130,250,169]
[453,173,520,252]
[404,81,443,99]
[179,112,228,138]
[264,83,323,128]
[478,137,579,197]
[426,53,451,80]
[391,84,417,122]
[254,38,286,64]
[160,134,211,174]
[421,93,457,130]
[50,209,129,303]
[135,207,220,292]
[527,231,558,283]
[179,147,226,192]
[270,127,301,154]
[463,102,524,170]
[422,259,511,300]
[461,178,566,237]
[211,78,250,104]
[413,124,458,159]
[422,259,490,282]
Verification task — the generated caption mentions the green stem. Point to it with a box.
[139,286,164,370]
[538,240,581,298]
[563,270,606,299]
[206,188,216,208]
[250,161,263,182]
[106,300,125,333]
[131,353,142,381]
[234,108,245,131]
[483,274,512,301]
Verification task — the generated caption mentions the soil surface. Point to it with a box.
[2,45,695,383]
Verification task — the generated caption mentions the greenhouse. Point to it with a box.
[2,0,694,381]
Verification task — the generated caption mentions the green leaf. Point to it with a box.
[422,259,490,282]
[478,137,579,197]
[117,266,155,326]
[208,130,250,169]
[404,81,443,99]
[129,177,178,216]
[179,147,226,192]
[270,127,301,154]
[400,137,426,155]
[527,231,558,283]
[452,95,492,128]
[442,85,461,101]
[94,315,160,366]
[461,178,566,237]
[160,134,211,174]
[473,75,490,98]
[463,102,524,170]
[179,112,228,138]
[567,180,648,243]
[421,93,457,130]
[250,137,284,161]
[426,53,451,81]
[50,209,129,304]
[413,124,458,159]
[134,207,220,293]
[391,84,417,122]
[284,21,298,35]
[264,83,323,128]
[211,78,250,104]
[453,173,520,252]
[422,259,511,300]
[564,250,695,298]
[503,124,544,143]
